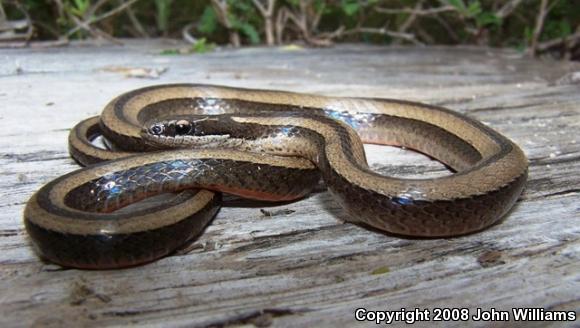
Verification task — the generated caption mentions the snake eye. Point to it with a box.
[174,120,192,135]
[149,124,164,135]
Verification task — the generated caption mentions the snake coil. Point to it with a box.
[24,84,527,269]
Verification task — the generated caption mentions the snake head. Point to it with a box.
[142,116,232,149]
[147,119,195,137]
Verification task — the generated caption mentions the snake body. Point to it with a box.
[24,84,528,269]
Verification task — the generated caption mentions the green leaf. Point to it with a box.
[229,0,253,12]
[287,0,301,7]
[560,20,572,38]
[155,0,173,33]
[524,26,534,43]
[69,0,89,17]
[239,23,260,44]
[313,0,327,14]
[198,6,218,35]
[73,0,89,14]
[70,8,82,17]
[341,0,360,16]
[467,1,482,17]
[228,10,261,45]
[476,12,501,28]
[446,0,466,11]
[191,38,216,53]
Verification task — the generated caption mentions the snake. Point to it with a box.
[24,84,528,269]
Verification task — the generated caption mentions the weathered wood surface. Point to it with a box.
[0,41,579,328]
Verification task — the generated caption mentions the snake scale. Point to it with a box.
[24,84,528,269]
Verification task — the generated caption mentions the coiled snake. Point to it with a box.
[24,84,528,269]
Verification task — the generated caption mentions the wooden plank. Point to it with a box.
[0,41,578,327]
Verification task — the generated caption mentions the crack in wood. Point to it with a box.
[207,308,312,328]
[0,151,69,163]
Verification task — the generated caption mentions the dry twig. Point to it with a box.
[211,0,241,47]
[375,5,455,15]
[125,2,149,38]
[392,0,424,45]
[181,22,198,44]
[530,0,550,56]
[66,0,141,38]
[496,0,524,19]
[341,27,424,46]
[375,3,456,45]
[537,30,580,52]
[278,0,334,46]
[252,0,276,46]
[0,1,33,43]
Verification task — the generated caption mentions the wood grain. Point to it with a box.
[0,41,578,328]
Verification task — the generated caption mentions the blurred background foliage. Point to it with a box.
[1,0,579,59]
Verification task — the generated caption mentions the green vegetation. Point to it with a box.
[1,0,578,59]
